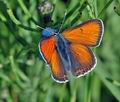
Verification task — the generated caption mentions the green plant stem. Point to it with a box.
[17,0,31,17]
[7,9,21,25]
[84,75,93,102]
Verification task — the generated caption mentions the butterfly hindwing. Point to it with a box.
[68,43,96,77]
[62,19,104,47]
[39,36,68,83]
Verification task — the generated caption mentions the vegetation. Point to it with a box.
[0,0,120,102]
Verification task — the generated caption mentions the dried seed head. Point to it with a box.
[38,1,54,14]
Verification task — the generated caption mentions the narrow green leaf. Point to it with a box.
[0,72,12,84]
[17,0,31,17]
[7,9,21,25]
[84,74,93,102]
[114,0,120,16]
[0,11,7,22]
[98,0,114,17]
[95,59,120,101]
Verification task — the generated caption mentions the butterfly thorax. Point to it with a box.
[42,27,57,37]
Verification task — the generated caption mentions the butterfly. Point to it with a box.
[38,19,104,83]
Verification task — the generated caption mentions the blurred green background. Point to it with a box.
[0,0,120,102]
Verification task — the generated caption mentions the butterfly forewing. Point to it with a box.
[39,36,55,64]
[62,19,104,47]
[39,36,68,83]
[50,49,68,82]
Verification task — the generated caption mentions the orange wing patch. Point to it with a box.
[50,50,68,82]
[69,43,96,77]
[39,36,68,83]
[39,36,55,64]
[62,19,103,47]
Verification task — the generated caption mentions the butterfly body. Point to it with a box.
[42,27,57,37]
[39,19,104,83]
[42,29,71,70]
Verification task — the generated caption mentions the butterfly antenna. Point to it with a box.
[58,10,67,33]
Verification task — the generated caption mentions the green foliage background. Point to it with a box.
[0,0,120,102]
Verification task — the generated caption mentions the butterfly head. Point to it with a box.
[42,27,57,37]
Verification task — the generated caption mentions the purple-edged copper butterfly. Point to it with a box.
[38,19,104,83]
